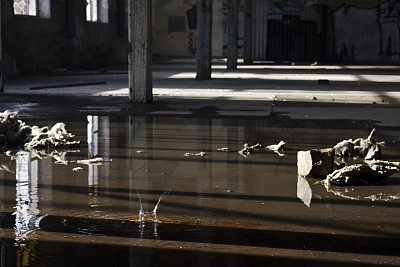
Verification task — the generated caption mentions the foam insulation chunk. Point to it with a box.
[333,129,384,160]
[323,160,400,185]
[0,110,80,152]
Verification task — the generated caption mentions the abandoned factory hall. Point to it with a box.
[0,0,400,266]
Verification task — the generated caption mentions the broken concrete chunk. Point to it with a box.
[297,148,334,177]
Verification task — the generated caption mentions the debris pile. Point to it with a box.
[323,160,400,185]
[298,129,400,186]
[24,122,80,151]
[0,110,80,152]
[0,111,31,149]
[333,128,384,160]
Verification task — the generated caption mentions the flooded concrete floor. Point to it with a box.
[0,97,400,266]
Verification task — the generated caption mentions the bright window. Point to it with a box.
[86,0,98,22]
[13,0,37,16]
[86,0,108,23]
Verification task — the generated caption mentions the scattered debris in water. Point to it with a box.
[238,143,262,157]
[72,167,84,172]
[266,141,286,156]
[217,147,232,152]
[0,164,14,174]
[184,151,207,157]
[76,157,104,165]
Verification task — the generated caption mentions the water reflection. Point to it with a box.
[87,115,111,210]
[322,182,400,201]
[128,116,160,239]
[1,113,400,266]
[14,152,46,245]
[297,174,400,205]
[297,175,312,207]
[13,152,46,267]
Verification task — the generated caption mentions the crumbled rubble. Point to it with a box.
[238,143,262,157]
[333,128,384,160]
[299,129,400,187]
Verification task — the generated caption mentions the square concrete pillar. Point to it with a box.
[196,0,212,80]
[128,0,153,103]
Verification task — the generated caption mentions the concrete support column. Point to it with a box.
[227,0,238,70]
[243,0,252,64]
[196,0,212,80]
[128,0,153,103]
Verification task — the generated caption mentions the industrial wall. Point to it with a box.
[154,0,224,57]
[2,0,127,78]
[154,0,400,64]
[2,0,400,78]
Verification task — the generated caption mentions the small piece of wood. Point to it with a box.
[297,148,335,177]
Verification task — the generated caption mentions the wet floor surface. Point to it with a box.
[0,99,400,266]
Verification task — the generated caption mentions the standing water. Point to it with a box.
[0,114,399,266]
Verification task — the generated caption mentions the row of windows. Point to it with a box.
[13,0,109,23]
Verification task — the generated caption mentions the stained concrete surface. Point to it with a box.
[0,61,400,266]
